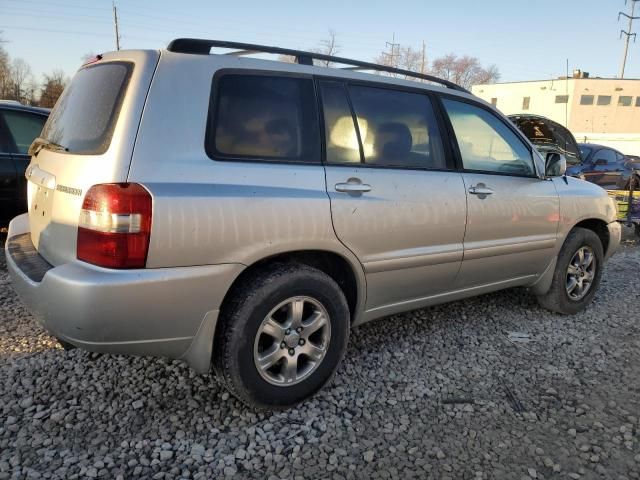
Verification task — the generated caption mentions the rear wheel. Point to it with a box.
[214,264,350,410]
[537,227,604,315]
[56,337,76,351]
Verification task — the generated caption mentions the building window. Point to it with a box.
[491,98,497,106]
[597,95,611,106]
[580,95,594,105]
[636,96,640,107]
[618,96,633,106]
[522,97,530,110]
[555,95,569,104]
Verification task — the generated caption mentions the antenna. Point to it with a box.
[112,1,121,51]
[619,0,639,78]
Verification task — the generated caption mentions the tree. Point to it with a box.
[39,70,66,108]
[430,53,500,89]
[374,44,425,78]
[0,45,10,99]
[10,58,35,104]
[0,32,10,99]
[311,29,340,66]
[277,54,296,64]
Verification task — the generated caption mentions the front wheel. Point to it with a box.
[537,227,604,315]
[213,264,350,410]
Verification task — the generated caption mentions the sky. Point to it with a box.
[1,0,639,83]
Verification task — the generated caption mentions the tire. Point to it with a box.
[213,263,350,410]
[537,227,604,315]
[56,337,77,351]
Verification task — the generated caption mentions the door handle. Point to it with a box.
[468,185,494,195]
[335,182,372,193]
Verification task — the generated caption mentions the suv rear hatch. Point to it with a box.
[26,50,159,266]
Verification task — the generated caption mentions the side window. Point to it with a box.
[442,98,534,176]
[1,111,47,154]
[318,81,361,164]
[594,149,617,165]
[347,85,447,169]
[209,74,320,163]
[615,152,625,162]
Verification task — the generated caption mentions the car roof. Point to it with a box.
[0,102,50,116]
[577,143,617,151]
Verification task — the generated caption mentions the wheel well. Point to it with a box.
[574,219,609,253]
[219,250,359,324]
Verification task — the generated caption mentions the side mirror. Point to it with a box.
[594,159,607,166]
[545,152,567,177]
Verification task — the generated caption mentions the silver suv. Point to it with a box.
[6,40,621,409]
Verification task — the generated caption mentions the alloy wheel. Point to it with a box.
[566,246,596,301]
[253,296,331,386]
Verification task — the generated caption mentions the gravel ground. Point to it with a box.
[1,229,639,480]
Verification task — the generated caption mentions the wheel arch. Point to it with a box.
[572,218,610,254]
[217,249,366,329]
[530,218,609,296]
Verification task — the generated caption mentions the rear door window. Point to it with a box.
[1,110,47,154]
[318,81,361,164]
[346,85,447,169]
[208,74,320,163]
[594,149,617,165]
[40,62,132,155]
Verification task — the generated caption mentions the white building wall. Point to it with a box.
[472,78,640,155]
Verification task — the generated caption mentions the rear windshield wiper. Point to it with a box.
[28,137,69,156]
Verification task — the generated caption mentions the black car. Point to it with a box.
[571,143,639,190]
[0,101,49,225]
[508,114,582,165]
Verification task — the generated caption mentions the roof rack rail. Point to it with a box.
[166,38,469,93]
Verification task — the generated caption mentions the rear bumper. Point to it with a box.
[5,214,244,373]
[605,220,621,261]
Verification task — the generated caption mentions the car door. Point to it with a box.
[0,109,48,218]
[319,80,467,312]
[583,148,620,188]
[440,97,559,287]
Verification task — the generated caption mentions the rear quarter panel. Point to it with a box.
[25,50,160,266]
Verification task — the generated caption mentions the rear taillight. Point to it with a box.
[77,183,152,268]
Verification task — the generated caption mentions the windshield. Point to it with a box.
[40,62,132,155]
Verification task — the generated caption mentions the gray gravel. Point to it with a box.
[1,229,639,480]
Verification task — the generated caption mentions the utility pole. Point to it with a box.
[382,33,400,73]
[619,0,639,78]
[420,40,426,75]
[113,1,121,51]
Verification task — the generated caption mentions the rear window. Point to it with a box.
[207,74,320,163]
[40,62,132,155]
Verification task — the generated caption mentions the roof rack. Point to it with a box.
[166,38,469,93]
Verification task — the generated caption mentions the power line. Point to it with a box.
[619,0,639,78]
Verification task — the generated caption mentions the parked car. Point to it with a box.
[571,143,639,190]
[5,40,621,409]
[508,114,582,167]
[0,101,49,225]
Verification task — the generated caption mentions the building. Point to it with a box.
[471,73,640,155]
